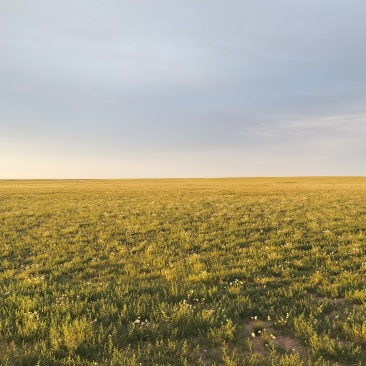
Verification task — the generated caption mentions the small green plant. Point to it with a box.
[209,319,236,345]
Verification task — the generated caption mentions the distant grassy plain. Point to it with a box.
[1,177,366,365]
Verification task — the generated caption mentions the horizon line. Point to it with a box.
[1,175,365,181]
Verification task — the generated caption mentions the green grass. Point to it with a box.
[0,177,365,365]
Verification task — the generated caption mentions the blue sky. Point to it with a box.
[1,1,366,178]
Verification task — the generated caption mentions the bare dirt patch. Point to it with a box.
[242,319,309,360]
[272,334,305,354]
[311,295,346,304]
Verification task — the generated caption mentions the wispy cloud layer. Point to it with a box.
[1,1,366,177]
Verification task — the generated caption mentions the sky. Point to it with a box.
[1,0,366,178]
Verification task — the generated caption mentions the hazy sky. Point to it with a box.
[1,1,366,178]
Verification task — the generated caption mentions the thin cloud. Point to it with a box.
[1,1,365,177]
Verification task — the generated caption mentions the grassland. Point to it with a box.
[0,177,366,365]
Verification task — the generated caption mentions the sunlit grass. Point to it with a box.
[0,177,365,365]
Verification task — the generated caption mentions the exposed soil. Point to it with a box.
[243,320,309,361]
